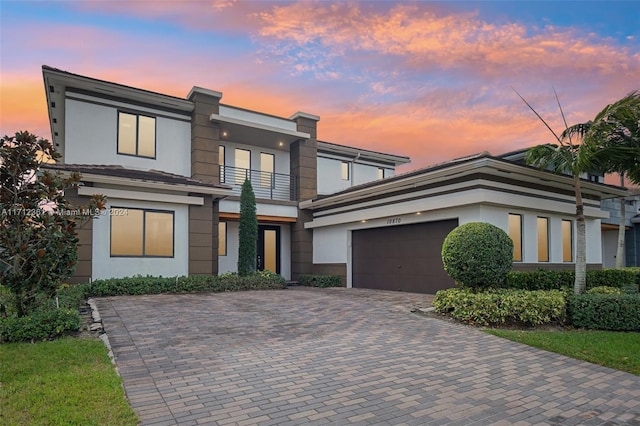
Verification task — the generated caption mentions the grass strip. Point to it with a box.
[0,337,138,425]
[485,329,640,375]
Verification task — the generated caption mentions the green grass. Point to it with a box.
[0,337,138,426]
[485,329,640,375]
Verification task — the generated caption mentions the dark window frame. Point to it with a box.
[537,216,550,262]
[508,213,523,262]
[117,111,157,159]
[562,219,573,263]
[110,207,175,258]
[218,221,227,257]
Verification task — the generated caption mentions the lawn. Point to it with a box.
[0,337,138,426]
[485,329,640,376]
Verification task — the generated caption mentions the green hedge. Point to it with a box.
[298,274,343,288]
[432,288,566,326]
[568,294,640,331]
[503,269,638,292]
[87,271,287,297]
[0,306,82,343]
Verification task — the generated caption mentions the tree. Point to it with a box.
[515,88,590,294]
[563,90,640,268]
[237,178,257,276]
[0,131,105,316]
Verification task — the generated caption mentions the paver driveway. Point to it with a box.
[95,287,640,426]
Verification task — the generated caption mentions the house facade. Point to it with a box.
[42,66,628,293]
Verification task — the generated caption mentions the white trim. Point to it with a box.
[210,113,310,139]
[66,92,190,121]
[78,186,204,205]
[289,111,320,121]
[187,86,222,100]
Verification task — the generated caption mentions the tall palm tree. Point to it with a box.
[563,90,640,269]
[514,88,590,294]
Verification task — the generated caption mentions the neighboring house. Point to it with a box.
[601,194,640,267]
[42,66,628,293]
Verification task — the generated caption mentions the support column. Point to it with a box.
[188,87,222,275]
[289,112,319,280]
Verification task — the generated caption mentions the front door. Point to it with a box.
[257,225,280,274]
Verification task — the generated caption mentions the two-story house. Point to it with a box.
[42,66,628,293]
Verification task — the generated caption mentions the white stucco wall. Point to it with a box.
[65,97,191,176]
[312,198,604,267]
[601,230,620,268]
[92,198,189,280]
[219,222,291,280]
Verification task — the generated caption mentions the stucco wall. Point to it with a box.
[92,198,189,280]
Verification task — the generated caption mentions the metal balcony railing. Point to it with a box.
[220,165,297,201]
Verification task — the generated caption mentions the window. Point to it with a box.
[537,217,549,262]
[260,153,275,188]
[117,112,156,158]
[508,214,523,262]
[377,168,384,179]
[235,148,251,184]
[562,220,573,262]
[110,208,174,257]
[219,145,226,183]
[218,222,227,256]
[341,161,350,181]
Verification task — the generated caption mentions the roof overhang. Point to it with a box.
[317,141,411,167]
[56,170,231,199]
[42,66,194,159]
[300,156,629,211]
[210,113,310,149]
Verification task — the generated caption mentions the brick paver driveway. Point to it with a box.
[95,287,640,425]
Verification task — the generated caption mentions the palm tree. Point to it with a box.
[563,90,640,269]
[514,88,590,294]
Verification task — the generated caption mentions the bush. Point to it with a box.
[0,305,82,343]
[441,222,513,289]
[87,272,286,297]
[587,286,622,295]
[433,288,566,326]
[298,274,342,288]
[504,269,638,292]
[568,294,640,331]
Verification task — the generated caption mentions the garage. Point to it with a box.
[352,219,458,294]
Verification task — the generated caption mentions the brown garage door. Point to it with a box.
[352,219,458,294]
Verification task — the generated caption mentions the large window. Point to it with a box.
[219,145,226,183]
[110,208,174,257]
[508,214,523,262]
[562,220,573,262]
[260,153,275,188]
[235,148,251,184]
[218,222,227,256]
[537,217,549,262]
[341,161,350,181]
[117,112,156,158]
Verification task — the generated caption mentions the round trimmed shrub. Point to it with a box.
[441,222,513,289]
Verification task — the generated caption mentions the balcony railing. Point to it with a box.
[220,165,297,201]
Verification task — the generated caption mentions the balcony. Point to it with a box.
[220,165,297,201]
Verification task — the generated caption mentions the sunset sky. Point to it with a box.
[1,1,638,173]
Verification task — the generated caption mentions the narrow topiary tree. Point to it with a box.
[237,179,257,276]
[441,222,513,289]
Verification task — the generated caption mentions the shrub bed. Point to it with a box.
[432,288,566,327]
[0,306,82,343]
[298,274,342,288]
[87,271,286,297]
[504,269,638,292]
[568,293,640,331]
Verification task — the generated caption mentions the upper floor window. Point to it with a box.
[377,168,385,179]
[219,145,226,183]
[110,207,174,257]
[235,148,251,184]
[260,153,275,188]
[117,112,156,158]
[508,213,522,262]
[341,161,350,181]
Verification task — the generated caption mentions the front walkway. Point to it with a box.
[95,287,640,425]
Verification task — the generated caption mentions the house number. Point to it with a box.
[387,217,401,225]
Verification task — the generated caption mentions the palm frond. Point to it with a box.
[512,88,563,144]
